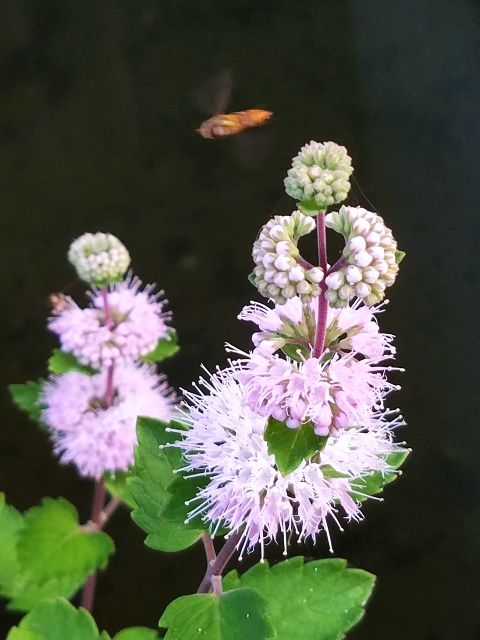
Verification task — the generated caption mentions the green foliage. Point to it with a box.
[9,381,45,424]
[280,343,310,361]
[6,599,159,640]
[129,418,205,552]
[158,589,274,640]
[104,471,136,509]
[48,349,97,376]
[395,249,406,264]
[0,494,24,596]
[140,331,179,363]
[0,496,114,611]
[112,629,159,640]
[264,417,328,476]
[351,450,410,501]
[224,556,375,640]
[6,598,100,640]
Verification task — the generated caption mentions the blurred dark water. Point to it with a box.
[1,1,480,638]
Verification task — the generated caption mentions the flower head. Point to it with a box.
[251,211,324,305]
[238,296,394,361]
[325,206,404,307]
[41,363,175,478]
[175,369,404,558]
[231,349,400,436]
[68,232,131,286]
[48,276,171,368]
[284,141,353,212]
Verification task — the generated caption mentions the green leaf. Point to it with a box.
[351,450,409,501]
[140,331,179,363]
[113,629,159,640]
[264,417,328,476]
[247,272,257,286]
[5,498,114,611]
[297,198,322,217]
[6,598,101,640]
[9,381,45,424]
[48,349,98,375]
[395,249,406,264]
[0,494,24,596]
[104,471,136,509]
[280,343,310,361]
[223,557,375,640]
[158,589,274,640]
[129,417,205,552]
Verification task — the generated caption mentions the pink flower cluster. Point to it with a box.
[234,350,398,435]
[175,368,404,558]
[42,364,174,478]
[48,276,170,368]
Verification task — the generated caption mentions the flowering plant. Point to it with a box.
[3,142,407,639]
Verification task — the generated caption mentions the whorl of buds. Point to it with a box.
[68,232,131,287]
[325,206,403,307]
[251,211,324,305]
[284,141,353,213]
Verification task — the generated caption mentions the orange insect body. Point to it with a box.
[196,109,272,139]
[48,293,72,315]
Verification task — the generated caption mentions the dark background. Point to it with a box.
[1,1,479,638]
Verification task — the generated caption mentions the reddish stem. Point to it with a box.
[101,287,112,327]
[313,213,329,358]
[80,480,106,612]
[201,532,217,566]
[326,256,347,275]
[81,286,116,613]
[197,531,242,594]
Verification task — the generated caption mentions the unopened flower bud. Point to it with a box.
[324,205,403,307]
[284,141,353,213]
[68,232,130,287]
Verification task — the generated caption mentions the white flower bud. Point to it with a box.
[325,271,345,290]
[345,265,362,284]
[306,267,324,283]
[274,272,289,288]
[323,205,403,306]
[296,280,311,295]
[282,284,297,299]
[338,284,355,300]
[68,232,130,286]
[274,255,293,271]
[355,282,371,298]
[348,236,367,253]
[284,141,353,212]
[288,265,305,282]
[352,251,373,267]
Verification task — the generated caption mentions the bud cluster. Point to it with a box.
[251,210,324,305]
[68,232,131,287]
[324,206,402,307]
[284,141,353,211]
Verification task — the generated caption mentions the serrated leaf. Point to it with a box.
[129,417,205,552]
[0,494,24,596]
[351,450,409,501]
[264,417,328,476]
[48,349,97,376]
[140,332,179,363]
[6,598,101,640]
[9,381,45,424]
[158,588,274,640]
[6,497,114,611]
[223,556,375,640]
[113,628,159,640]
[104,471,136,509]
